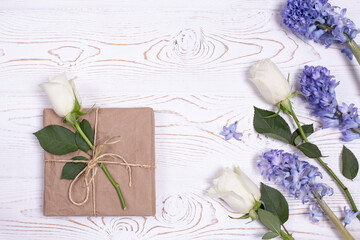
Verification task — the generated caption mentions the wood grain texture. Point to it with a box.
[1,0,360,239]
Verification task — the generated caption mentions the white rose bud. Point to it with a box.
[208,167,261,214]
[249,59,292,105]
[39,73,81,118]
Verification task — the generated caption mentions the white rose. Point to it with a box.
[39,73,81,117]
[249,59,292,105]
[208,167,261,214]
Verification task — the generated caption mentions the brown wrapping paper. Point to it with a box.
[43,108,155,216]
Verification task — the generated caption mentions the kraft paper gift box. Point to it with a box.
[43,108,155,216]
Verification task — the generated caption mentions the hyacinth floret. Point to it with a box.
[281,0,359,59]
[258,149,333,222]
[220,122,243,141]
[300,65,360,141]
[300,65,340,128]
[344,207,360,226]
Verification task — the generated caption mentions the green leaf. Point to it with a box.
[75,119,94,152]
[258,209,281,234]
[262,232,279,239]
[298,142,322,158]
[261,183,289,224]
[61,156,87,179]
[291,124,314,146]
[73,94,81,112]
[33,125,78,155]
[342,146,359,180]
[78,104,95,116]
[253,107,292,143]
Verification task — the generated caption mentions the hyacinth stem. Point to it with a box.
[73,122,127,210]
[316,23,360,66]
[346,39,360,66]
[280,99,360,221]
[353,128,360,134]
[312,190,355,240]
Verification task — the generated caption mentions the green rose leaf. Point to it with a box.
[258,208,281,235]
[33,125,78,155]
[298,142,322,158]
[75,119,94,152]
[253,107,292,144]
[342,146,359,180]
[291,124,314,146]
[61,156,88,179]
[262,232,279,239]
[261,183,289,224]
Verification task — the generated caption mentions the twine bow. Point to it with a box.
[45,108,153,216]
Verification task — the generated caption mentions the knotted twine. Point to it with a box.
[45,108,153,216]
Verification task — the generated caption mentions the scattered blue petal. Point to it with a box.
[229,122,237,132]
[257,149,333,222]
[344,207,360,226]
[233,132,243,141]
[225,133,234,141]
[220,126,230,136]
[220,122,242,141]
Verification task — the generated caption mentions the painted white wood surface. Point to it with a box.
[1,0,360,239]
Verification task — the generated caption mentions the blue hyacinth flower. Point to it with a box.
[300,65,360,142]
[344,207,360,226]
[281,0,359,60]
[258,149,333,222]
[220,122,243,141]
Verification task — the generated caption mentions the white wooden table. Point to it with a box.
[1,0,360,239]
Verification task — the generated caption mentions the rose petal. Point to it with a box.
[40,82,75,117]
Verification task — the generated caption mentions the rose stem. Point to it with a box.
[74,122,127,210]
[281,99,359,221]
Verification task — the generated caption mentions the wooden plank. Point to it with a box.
[1,1,360,239]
